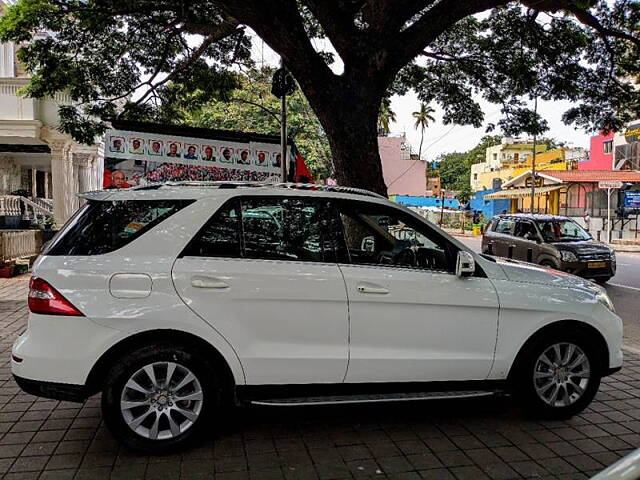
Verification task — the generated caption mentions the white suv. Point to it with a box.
[11,182,622,453]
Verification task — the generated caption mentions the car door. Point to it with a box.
[512,219,539,263]
[490,217,516,258]
[333,200,500,383]
[172,195,349,385]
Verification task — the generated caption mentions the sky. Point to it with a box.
[251,32,594,162]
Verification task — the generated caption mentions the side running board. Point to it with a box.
[250,390,499,407]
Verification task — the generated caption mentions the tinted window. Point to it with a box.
[46,200,193,256]
[494,218,515,235]
[336,201,453,272]
[182,200,241,258]
[185,197,342,263]
[514,220,537,240]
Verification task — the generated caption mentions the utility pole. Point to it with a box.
[280,73,287,182]
[530,95,538,214]
[271,59,295,183]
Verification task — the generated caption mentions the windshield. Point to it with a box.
[536,219,591,242]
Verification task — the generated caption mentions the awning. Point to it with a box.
[484,185,562,200]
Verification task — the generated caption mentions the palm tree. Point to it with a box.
[377,97,396,134]
[412,103,435,159]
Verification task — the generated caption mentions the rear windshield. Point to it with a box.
[45,200,193,256]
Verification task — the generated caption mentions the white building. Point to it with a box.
[0,11,101,227]
[613,121,640,171]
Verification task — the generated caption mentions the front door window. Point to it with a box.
[336,201,454,272]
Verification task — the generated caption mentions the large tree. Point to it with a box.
[1,0,638,195]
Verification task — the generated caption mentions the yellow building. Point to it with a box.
[474,149,576,192]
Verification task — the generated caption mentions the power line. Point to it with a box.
[387,108,502,188]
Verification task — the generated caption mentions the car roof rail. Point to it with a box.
[127,181,386,199]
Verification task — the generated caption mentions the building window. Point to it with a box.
[603,140,613,154]
[473,173,478,180]
[493,153,498,161]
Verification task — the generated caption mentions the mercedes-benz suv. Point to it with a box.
[12,182,623,453]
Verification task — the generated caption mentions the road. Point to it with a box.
[459,235,640,348]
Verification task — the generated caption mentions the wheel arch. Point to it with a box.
[85,329,238,404]
[507,320,610,381]
[537,255,559,268]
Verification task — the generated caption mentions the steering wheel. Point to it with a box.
[376,250,395,264]
[392,247,418,267]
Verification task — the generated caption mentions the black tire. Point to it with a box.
[539,260,557,269]
[102,342,220,454]
[512,330,601,419]
[595,276,612,285]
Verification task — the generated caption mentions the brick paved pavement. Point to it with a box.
[2,275,640,480]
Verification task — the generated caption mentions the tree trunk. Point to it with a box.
[310,87,388,197]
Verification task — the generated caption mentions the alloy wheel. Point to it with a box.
[533,342,591,408]
[120,361,204,440]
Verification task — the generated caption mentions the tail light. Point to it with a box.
[28,277,84,316]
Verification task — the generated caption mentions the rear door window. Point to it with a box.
[494,218,515,235]
[514,220,537,240]
[45,200,193,256]
[182,196,343,263]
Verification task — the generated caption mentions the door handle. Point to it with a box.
[356,284,389,294]
[191,276,229,289]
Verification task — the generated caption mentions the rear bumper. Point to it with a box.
[604,366,622,377]
[11,312,123,386]
[13,375,87,403]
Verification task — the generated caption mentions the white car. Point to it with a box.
[11,182,622,453]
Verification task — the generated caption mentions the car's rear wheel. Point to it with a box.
[514,331,601,419]
[102,343,219,453]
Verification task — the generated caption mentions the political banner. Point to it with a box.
[104,129,287,188]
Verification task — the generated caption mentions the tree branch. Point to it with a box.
[566,6,640,48]
[229,98,281,123]
[128,35,218,108]
[302,1,361,63]
[391,0,509,72]
[217,0,336,107]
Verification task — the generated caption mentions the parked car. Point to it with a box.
[482,214,616,283]
[12,183,622,453]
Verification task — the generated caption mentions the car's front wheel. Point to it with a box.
[514,332,601,419]
[102,343,219,453]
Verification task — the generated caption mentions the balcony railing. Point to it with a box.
[0,195,53,223]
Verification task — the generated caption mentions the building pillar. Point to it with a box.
[31,169,37,198]
[44,172,49,199]
[73,153,92,205]
[49,140,74,227]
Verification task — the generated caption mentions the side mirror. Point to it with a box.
[456,251,475,277]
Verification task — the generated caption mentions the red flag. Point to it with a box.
[292,142,314,183]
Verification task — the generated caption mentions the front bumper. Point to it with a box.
[560,259,616,279]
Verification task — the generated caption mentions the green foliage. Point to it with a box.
[438,135,503,196]
[392,3,639,136]
[377,97,396,134]
[185,67,332,179]
[0,0,249,143]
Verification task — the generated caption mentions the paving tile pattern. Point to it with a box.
[1,275,639,479]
